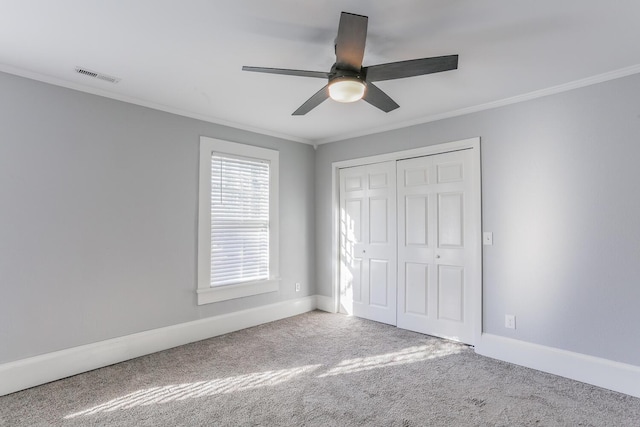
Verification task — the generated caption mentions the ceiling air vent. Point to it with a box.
[75,67,121,83]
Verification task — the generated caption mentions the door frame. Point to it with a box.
[331,137,482,345]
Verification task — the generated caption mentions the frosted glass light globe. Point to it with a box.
[328,79,366,103]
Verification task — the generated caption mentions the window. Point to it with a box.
[210,154,269,286]
[197,137,279,305]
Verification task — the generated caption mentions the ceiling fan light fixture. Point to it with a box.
[243,12,458,115]
[328,77,366,103]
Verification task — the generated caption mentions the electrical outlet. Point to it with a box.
[295,282,301,292]
[505,314,516,329]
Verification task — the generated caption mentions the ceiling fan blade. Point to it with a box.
[242,66,329,79]
[335,12,368,71]
[292,85,330,115]
[364,55,458,82]
[362,82,399,113]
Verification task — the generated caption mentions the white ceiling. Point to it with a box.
[2,1,640,145]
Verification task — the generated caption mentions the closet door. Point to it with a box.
[397,149,478,343]
[339,161,397,325]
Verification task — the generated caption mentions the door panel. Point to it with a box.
[404,167,429,187]
[437,161,464,183]
[351,258,362,303]
[438,192,464,247]
[345,175,363,191]
[397,149,478,344]
[339,161,396,325]
[369,259,389,307]
[405,196,428,246]
[369,198,388,244]
[405,262,428,315]
[438,265,464,322]
[369,171,388,189]
[345,199,362,243]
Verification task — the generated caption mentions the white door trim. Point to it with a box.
[331,137,482,344]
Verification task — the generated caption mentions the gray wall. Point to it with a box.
[3,67,639,370]
[316,73,640,366]
[0,72,315,364]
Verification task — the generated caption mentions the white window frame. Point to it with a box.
[197,137,279,305]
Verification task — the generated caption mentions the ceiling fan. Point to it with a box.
[243,11,458,115]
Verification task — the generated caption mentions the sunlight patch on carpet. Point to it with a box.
[317,343,463,377]
[64,364,321,419]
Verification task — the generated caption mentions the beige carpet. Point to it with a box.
[1,311,639,426]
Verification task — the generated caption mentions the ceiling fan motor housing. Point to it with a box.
[329,63,365,84]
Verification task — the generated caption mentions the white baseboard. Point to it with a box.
[315,295,336,313]
[8,302,637,400]
[0,295,318,396]
[476,333,640,398]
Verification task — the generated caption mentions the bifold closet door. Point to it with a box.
[397,149,477,344]
[339,161,397,325]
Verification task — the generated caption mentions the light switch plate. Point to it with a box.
[483,232,493,245]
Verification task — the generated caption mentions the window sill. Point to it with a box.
[197,278,280,305]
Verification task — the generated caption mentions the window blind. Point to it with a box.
[210,154,270,287]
